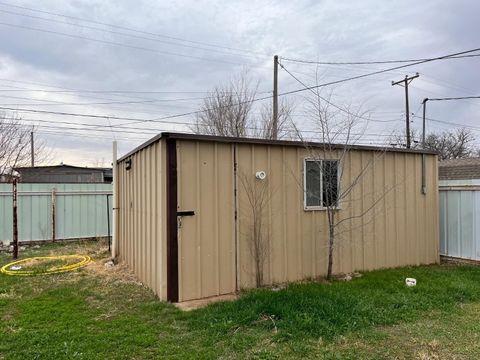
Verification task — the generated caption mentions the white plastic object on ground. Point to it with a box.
[405,278,417,286]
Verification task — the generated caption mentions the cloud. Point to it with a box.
[0,0,477,165]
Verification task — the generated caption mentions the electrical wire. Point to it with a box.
[278,47,480,97]
[427,96,480,101]
[412,115,480,131]
[0,93,208,106]
[1,47,478,130]
[0,1,263,56]
[278,62,399,123]
[280,53,480,66]
[12,116,399,138]
[0,21,248,66]
[0,8,268,61]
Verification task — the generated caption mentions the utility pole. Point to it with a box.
[30,131,34,166]
[272,55,279,140]
[422,98,428,149]
[392,73,419,148]
[421,98,429,195]
[12,178,18,259]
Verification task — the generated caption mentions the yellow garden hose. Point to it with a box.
[0,255,92,276]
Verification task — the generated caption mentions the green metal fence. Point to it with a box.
[0,183,112,244]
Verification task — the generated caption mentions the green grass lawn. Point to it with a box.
[1,240,480,359]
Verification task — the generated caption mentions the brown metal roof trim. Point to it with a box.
[117,132,438,162]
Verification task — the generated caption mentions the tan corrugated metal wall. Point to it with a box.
[117,140,167,299]
[233,144,439,289]
[118,137,439,302]
[176,140,439,300]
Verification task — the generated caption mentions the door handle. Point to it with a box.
[177,210,195,216]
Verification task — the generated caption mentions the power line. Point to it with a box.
[36,128,394,146]
[427,96,480,101]
[412,115,480,131]
[128,47,480,126]
[280,53,480,66]
[0,1,262,56]
[0,81,264,115]
[0,105,191,123]
[13,116,399,138]
[0,8,268,61]
[0,21,248,66]
[0,93,208,106]
[278,47,480,98]
[0,87,251,95]
[2,47,479,128]
[419,73,479,97]
[279,62,400,123]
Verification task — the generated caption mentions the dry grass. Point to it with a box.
[85,259,140,285]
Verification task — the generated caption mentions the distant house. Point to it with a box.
[439,157,480,262]
[14,164,113,183]
[439,157,480,180]
[0,173,19,183]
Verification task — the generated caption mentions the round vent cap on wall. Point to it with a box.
[255,171,266,180]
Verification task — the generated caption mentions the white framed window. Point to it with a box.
[304,159,340,210]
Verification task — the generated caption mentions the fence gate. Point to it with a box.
[439,179,480,261]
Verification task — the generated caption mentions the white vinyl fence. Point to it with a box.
[439,179,480,261]
[0,183,112,245]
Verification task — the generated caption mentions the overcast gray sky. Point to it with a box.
[0,0,479,165]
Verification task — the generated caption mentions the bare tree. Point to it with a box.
[0,114,50,180]
[424,128,478,160]
[193,73,255,137]
[193,72,294,139]
[92,157,107,168]
[238,171,270,287]
[391,128,479,160]
[295,88,396,280]
[251,100,295,140]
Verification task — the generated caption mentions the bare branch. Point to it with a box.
[0,113,51,179]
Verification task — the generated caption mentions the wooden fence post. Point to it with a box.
[12,178,18,259]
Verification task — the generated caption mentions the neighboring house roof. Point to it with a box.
[14,164,112,183]
[439,157,480,180]
[118,132,438,162]
[14,164,106,171]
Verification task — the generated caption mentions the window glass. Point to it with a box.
[305,160,321,207]
[322,160,339,207]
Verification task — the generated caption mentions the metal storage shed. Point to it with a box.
[114,132,439,303]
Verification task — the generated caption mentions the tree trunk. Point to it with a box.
[327,211,335,280]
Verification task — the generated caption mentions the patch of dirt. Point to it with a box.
[85,258,141,285]
[175,294,239,311]
[0,289,17,300]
